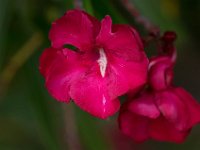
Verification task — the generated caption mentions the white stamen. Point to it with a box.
[97,48,107,77]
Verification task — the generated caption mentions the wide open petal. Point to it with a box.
[174,87,200,128]
[127,92,160,119]
[96,15,146,62]
[95,16,148,98]
[49,10,100,50]
[105,53,148,100]
[155,90,189,131]
[149,116,189,143]
[118,110,149,142]
[69,70,120,119]
[39,47,58,78]
[40,47,84,102]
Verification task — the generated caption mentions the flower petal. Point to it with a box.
[118,110,149,142]
[174,87,200,128]
[40,47,84,102]
[155,90,189,130]
[96,16,146,62]
[39,47,58,78]
[149,116,189,143]
[105,54,148,99]
[149,57,173,90]
[49,10,100,50]
[70,72,120,119]
[95,16,148,98]
[128,92,160,119]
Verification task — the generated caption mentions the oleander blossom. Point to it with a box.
[119,32,200,143]
[39,10,148,119]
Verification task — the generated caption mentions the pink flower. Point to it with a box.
[119,55,200,143]
[39,10,148,119]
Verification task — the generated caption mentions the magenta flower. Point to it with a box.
[39,10,148,119]
[119,54,200,143]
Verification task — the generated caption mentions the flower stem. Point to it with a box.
[0,32,43,97]
[120,0,161,47]
[62,103,82,150]
[121,0,160,36]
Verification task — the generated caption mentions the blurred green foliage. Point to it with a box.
[0,0,200,150]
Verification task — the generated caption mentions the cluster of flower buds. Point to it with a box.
[39,10,200,143]
[119,31,200,143]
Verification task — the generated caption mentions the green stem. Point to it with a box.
[62,104,82,150]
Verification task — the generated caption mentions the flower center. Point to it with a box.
[97,48,107,77]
